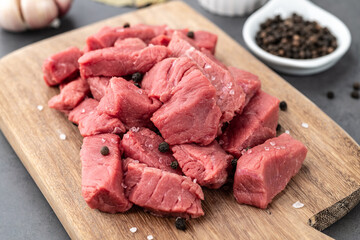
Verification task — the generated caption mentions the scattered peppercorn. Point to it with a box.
[132,72,143,83]
[187,31,195,39]
[158,141,170,153]
[353,82,360,91]
[175,217,186,231]
[351,91,359,99]
[279,101,287,111]
[326,91,335,99]
[170,161,179,169]
[256,13,337,59]
[100,146,110,156]
[231,158,238,169]
[123,22,130,28]
[134,82,141,88]
[276,123,281,132]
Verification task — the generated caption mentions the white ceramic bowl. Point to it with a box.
[242,0,351,75]
[198,0,267,17]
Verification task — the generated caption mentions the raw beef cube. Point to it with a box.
[68,98,98,125]
[114,37,147,51]
[86,24,166,50]
[142,57,198,102]
[151,69,221,146]
[168,32,245,123]
[220,91,279,158]
[80,134,132,213]
[124,162,204,218]
[194,30,218,54]
[78,45,170,78]
[98,77,161,129]
[172,141,233,189]
[87,76,111,101]
[48,77,90,112]
[149,35,171,46]
[43,47,82,86]
[228,66,261,106]
[233,133,307,209]
[78,109,126,137]
[120,127,182,174]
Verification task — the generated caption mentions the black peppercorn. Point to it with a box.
[100,146,110,156]
[132,72,143,83]
[279,101,287,111]
[175,217,186,231]
[170,161,179,169]
[134,82,141,88]
[351,91,359,99]
[158,142,170,153]
[123,22,130,28]
[326,91,335,99]
[231,158,238,169]
[187,31,194,39]
[353,82,360,91]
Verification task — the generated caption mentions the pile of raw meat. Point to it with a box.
[43,24,307,219]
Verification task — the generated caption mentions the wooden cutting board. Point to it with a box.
[0,2,359,239]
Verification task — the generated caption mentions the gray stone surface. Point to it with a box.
[0,0,358,239]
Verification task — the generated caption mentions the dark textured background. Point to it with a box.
[0,0,359,239]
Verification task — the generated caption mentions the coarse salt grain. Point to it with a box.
[285,130,290,134]
[37,105,44,111]
[81,109,86,113]
[264,147,269,151]
[101,138,106,143]
[292,201,304,209]
[211,76,216,81]
[301,122,309,128]
[59,133,66,140]
[229,90,235,95]
[147,235,154,240]
[204,64,211,69]
[130,127,140,132]
[129,227,137,233]
[270,141,275,146]
[193,179,197,183]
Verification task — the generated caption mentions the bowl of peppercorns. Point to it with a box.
[242,0,351,75]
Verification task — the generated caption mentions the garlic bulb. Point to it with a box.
[0,0,72,32]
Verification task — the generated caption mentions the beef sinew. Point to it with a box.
[121,128,182,174]
[124,161,204,218]
[80,134,132,213]
[221,90,279,158]
[97,77,161,129]
[151,69,221,146]
[43,46,82,86]
[172,141,233,189]
[233,133,307,209]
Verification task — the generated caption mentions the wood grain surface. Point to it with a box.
[0,2,359,239]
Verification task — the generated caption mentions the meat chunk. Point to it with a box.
[87,76,111,101]
[80,134,132,213]
[124,162,204,218]
[233,133,307,209]
[142,57,198,102]
[193,30,218,54]
[120,128,181,174]
[228,66,261,106]
[48,77,90,113]
[78,109,126,137]
[114,37,147,51]
[151,69,221,146]
[86,24,166,50]
[220,90,279,158]
[68,98,98,125]
[78,45,170,78]
[43,47,82,86]
[168,32,245,123]
[172,141,232,189]
[98,77,161,129]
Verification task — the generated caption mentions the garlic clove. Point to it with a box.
[21,0,58,30]
[55,0,73,17]
[0,0,27,32]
